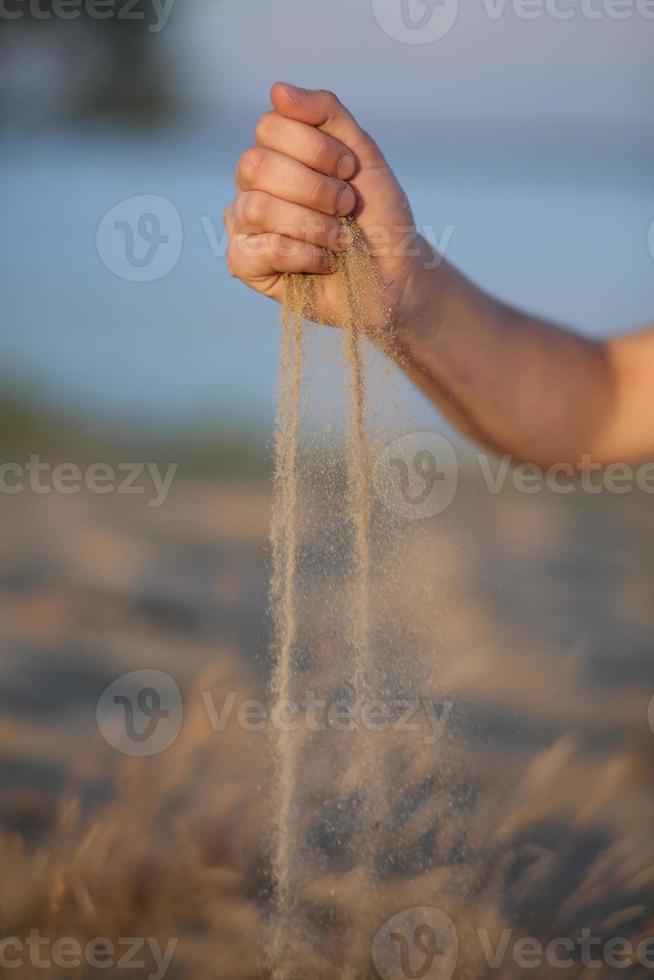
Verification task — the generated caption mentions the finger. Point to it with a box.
[223,202,236,233]
[237,146,356,218]
[255,111,357,181]
[228,232,334,280]
[233,191,347,252]
[270,83,384,170]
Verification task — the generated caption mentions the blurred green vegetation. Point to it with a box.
[0,0,178,127]
[0,386,270,479]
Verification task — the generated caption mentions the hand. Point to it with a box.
[224,83,436,337]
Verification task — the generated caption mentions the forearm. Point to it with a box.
[391,250,618,467]
[229,85,653,467]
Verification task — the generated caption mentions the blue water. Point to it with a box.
[2,132,653,433]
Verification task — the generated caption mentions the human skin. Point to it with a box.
[225,82,654,467]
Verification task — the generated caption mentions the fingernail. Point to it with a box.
[336,152,356,180]
[337,185,356,217]
[280,82,307,102]
[333,227,350,251]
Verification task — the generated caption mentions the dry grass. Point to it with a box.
[1,477,653,978]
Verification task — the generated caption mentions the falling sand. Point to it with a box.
[269,219,390,978]
[268,274,307,974]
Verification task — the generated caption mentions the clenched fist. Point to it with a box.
[224,83,436,336]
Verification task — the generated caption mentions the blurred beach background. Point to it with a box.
[1,1,654,977]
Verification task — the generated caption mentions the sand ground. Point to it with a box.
[1,475,653,978]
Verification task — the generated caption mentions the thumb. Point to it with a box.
[270,82,385,170]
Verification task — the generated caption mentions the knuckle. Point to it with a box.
[255,112,275,143]
[358,128,382,162]
[226,242,239,278]
[319,88,339,108]
[319,89,343,123]
[308,136,331,171]
[243,191,267,227]
[263,233,281,259]
[306,176,328,209]
[360,128,378,151]
[267,233,297,261]
[238,147,265,184]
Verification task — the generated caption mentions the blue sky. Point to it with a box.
[1,0,653,433]
[170,0,654,137]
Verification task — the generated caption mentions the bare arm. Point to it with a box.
[392,258,654,466]
[225,83,654,467]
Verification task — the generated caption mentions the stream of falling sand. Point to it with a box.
[270,221,387,978]
[339,222,384,980]
[269,275,307,978]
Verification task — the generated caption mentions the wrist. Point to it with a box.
[393,235,451,347]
